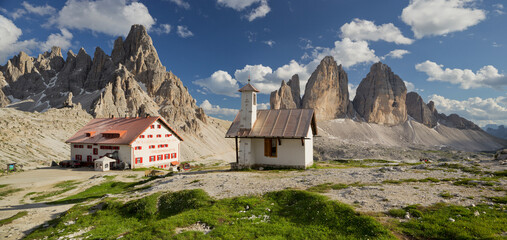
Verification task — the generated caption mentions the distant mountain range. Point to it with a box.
[483,125,507,140]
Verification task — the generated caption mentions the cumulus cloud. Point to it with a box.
[40,29,73,51]
[169,0,190,9]
[311,38,379,68]
[383,49,410,59]
[348,84,358,100]
[177,25,193,38]
[193,70,240,97]
[152,24,171,35]
[48,0,155,36]
[404,81,415,92]
[200,100,239,119]
[415,60,507,89]
[493,3,504,15]
[0,15,73,63]
[429,94,507,126]
[340,18,413,44]
[401,0,486,39]
[217,0,270,21]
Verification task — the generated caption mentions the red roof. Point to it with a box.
[66,116,183,145]
[226,109,317,138]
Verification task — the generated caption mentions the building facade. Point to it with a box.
[226,81,317,169]
[66,117,183,169]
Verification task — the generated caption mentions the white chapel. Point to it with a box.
[226,81,317,169]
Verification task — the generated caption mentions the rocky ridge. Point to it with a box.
[0,25,204,133]
[269,57,488,134]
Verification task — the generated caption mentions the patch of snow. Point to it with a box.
[7,95,21,103]
[138,81,148,92]
[79,88,84,95]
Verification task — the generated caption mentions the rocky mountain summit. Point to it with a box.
[269,74,301,110]
[302,56,352,121]
[353,62,407,126]
[269,56,490,135]
[0,25,205,133]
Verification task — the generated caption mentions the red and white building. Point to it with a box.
[65,116,183,169]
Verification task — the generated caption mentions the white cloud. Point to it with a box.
[311,38,379,68]
[246,0,270,21]
[429,94,507,126]
[152,24,171,35]
[348,84,357,100]
[404,81,415,92]
[177,25,193,38]
[263,40,275,47]
[340,18,413,44]
[415,60,507,89]
[493,3,504,14]
[48,0,155,36]
[169,0,190,9]
[383,49,410,59]
[193,70,239,97]
[401,0,486,39]
[22,1,57,16]
[0,15,64,63]
[257,102,270,109]
[217,0,270,21]
[200,100,239,119]
[234,64,278,93]
[217,0,261,11]
[40,29,73,52]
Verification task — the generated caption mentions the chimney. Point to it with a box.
[238,79,259,129]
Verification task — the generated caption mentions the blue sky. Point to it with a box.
[0,0,506,126]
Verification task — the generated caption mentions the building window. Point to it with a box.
[150,125,155,129]
[149,145,155,149]
[140,135,145,138]
[87,156,92,162]
[135,146,142,150]
[135,157,143,164]
[165,153,170,159]
[87,145,92,149]
[157,125,161,129]
[148,135,153,138]
[150,156,155,162]
[93,148,98,155]
[171,153,177,159]
[75,155,82,161]
[264,138,277,157]
[156,134,161,138]
[165,134,172,137]
[157,155,163,160]
[253,93,256,105]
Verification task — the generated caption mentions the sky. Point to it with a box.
[0,0,506,126]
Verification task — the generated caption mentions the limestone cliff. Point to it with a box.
[353,62,407,126]
[406,92,437,128]
[301,56,351,121]
[270,80,298,109]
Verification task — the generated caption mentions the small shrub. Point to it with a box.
[158,189,212,218]
[439,192,454,199]
[387,208,406,218]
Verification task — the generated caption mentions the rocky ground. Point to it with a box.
[0,154,504,239]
